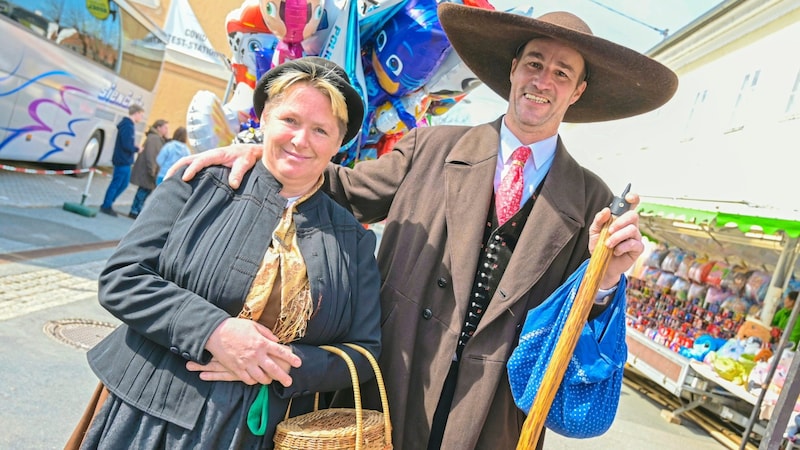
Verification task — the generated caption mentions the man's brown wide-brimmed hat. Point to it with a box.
[437,3,678,123]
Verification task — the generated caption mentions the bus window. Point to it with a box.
[5,4,49,37]
[55,0,121,71]
[0,0,165,170]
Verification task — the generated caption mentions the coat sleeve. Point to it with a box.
[272,229,382,399]
[323,129,421,223]
[97,172,232,364]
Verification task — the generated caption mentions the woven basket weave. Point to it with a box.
[273,344,392,450]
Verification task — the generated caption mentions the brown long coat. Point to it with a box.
[130,131,165,190]
[324,118,614,449]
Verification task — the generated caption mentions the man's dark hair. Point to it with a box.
[789,291,798,301]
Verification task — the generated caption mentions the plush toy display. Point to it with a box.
[678,334,724,361]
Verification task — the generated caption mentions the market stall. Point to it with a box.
[625,199,800,444]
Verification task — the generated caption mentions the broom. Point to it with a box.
[516,184,633,449]
[63,168,98,217]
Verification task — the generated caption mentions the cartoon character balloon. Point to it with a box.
[261,0,324,65]
[367,0,450,100]
[186,0,495,160]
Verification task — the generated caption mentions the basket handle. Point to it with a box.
[319,345,363,450]
[343,343,392,448]
[319,344,393,449]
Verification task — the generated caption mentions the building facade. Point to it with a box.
[131,0,244,139]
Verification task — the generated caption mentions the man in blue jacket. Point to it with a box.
[100,104,146,216]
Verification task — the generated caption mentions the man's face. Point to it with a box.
[785,296,796,309]
[158,124,169,138]
[505,38,587,142]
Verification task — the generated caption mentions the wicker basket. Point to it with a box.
[273,344,392,450]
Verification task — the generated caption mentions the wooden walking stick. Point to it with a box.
[516,184,633,449]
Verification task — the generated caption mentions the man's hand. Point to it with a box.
[588,192,644,290]
[165,144,262,189]
[194,317,302,387]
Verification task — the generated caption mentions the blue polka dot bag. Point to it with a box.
[507,260,627,438]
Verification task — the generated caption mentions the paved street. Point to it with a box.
[0,166,728,449]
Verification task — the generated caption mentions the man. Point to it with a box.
[170,4,677,449]
[100,104,146,217]
[128,119,168,219]
[772,291,800,348]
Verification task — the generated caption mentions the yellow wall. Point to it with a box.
[132,0,244,144]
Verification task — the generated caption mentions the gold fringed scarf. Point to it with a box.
[238,177,323,344]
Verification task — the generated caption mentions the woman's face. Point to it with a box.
[261,83,344,197]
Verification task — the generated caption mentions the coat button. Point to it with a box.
[169,346,179,354]
[422,308,433,320]
[437,277,447,288]
[181,352,191,360]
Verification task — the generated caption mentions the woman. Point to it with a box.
[155,126,191,185]
[76,57,378,449]
[129,119,168,218]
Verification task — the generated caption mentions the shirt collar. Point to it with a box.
[499,118,558,170]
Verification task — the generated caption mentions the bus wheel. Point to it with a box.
[73,131,103,178]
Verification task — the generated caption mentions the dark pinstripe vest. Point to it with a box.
[456,194,537,359]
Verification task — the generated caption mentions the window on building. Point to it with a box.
[784,68,800,120]
[682,89,708,141]
[727,69,761,132]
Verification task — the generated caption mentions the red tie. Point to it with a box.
[496,146,531,225]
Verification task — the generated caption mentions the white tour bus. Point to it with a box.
[0,0,166,171]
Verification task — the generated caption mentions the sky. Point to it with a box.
[434,0,727,125]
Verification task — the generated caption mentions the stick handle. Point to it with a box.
[516,220,616,449]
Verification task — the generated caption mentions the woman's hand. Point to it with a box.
[191,317,301,386]
[588,192,644,290]
[165,144,262,189]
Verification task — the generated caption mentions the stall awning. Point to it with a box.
[638,201,800,238]
[636,200,800,277]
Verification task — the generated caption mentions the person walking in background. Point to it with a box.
[156,126,191,185]
[129,119,168,218]
[100,104,145,217]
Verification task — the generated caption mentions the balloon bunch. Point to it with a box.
[186,0,494,165]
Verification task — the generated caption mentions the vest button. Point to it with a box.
[422,308,433,320]
[437,277,448,288]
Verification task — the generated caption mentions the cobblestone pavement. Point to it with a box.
[0,260,105,321]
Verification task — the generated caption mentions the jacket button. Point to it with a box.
[181,352,191,360]
[437,277,447,288]
[169,346,179,354]
[422,308,433,320]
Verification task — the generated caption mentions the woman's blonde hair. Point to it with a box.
[262,67,349,140]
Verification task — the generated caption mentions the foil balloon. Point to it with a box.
[227,0,278,88]
[422,47,482,116]
[373,88,431,135]
[186,90,238,152]
[320,0,368,166]
[260,0,324,65]
[367,0,450,99]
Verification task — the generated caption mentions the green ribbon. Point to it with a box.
[247,384,270,436]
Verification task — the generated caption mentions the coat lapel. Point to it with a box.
[443,120,502,320]
[480,139,591,326]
